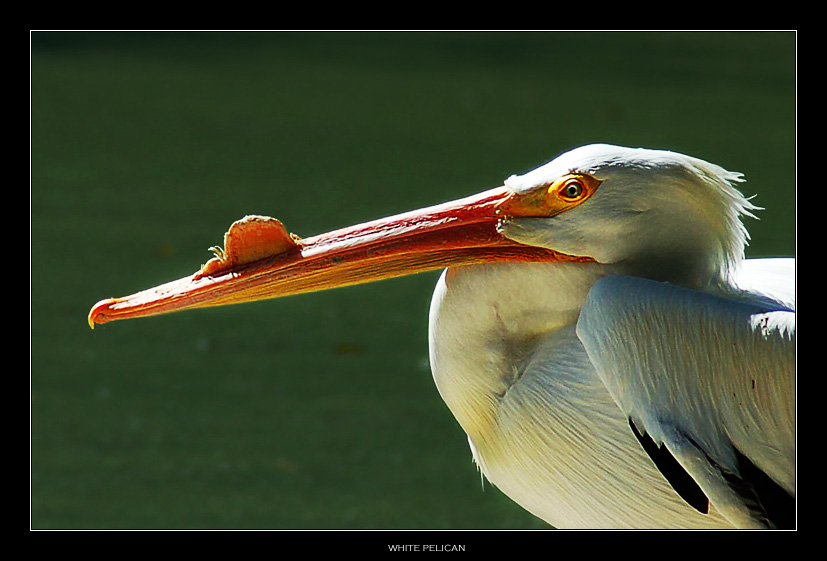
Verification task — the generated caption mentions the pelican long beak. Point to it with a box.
[88,186,590,328]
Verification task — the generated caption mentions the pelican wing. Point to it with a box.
[576,268,795,529]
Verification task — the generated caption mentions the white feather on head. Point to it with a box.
[500,144,759,288]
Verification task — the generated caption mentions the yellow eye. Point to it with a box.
[498,172,601,218]
[548,173,600,204]
[558,178,585,200]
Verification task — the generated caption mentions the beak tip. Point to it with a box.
[88,298,116,329]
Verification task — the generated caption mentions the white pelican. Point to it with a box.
[89,144,795,529]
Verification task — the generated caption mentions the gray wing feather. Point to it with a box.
[576,273,795,528]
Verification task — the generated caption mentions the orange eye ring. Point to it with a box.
[558,178,585,201]
[547,173,601,204]
[498,173,602,218]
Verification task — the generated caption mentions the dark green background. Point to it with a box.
[31,31,796,529]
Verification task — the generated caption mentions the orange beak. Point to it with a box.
[88,186,591,328]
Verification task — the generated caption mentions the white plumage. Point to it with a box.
[428,146,794,528]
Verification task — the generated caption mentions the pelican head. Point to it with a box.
[499,144,757,288]
[89,144,758,327]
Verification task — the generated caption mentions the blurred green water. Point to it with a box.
[31,31,795,529]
